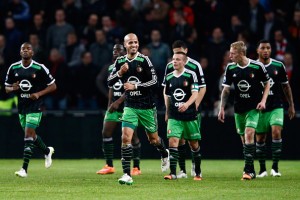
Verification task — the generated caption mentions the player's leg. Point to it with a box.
[255,133,267,177]
[97,111,123,174]
[164,136,179,180]
[270,126,283,176]
[184,120,202,180]
[255,111,270,177]
[188,140,202,180]
[118,107,137,185]
[29,113,52,160]
[177,138,187,178]
[139,108,169,171]
[269,108,284,177]
[131,129,141,175]
[235,110,258,180]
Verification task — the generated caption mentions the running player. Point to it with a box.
[5,42,57,178]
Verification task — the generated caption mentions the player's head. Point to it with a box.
[229,41,247,63]
[112,44,125,60]
[124,33,139,56]
[20,42,34,60]
[256,39,271,61]
[172,52,187,70]
[172,40,188,54]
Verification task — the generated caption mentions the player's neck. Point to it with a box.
[238,57,249,67]
[22,59,32,67]
[259,58,270,65]
[174,67,184,75]
[127,52,137,60]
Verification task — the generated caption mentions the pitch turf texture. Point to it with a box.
[1,159,299,200]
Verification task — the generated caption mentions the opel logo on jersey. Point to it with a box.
[113,80,123,90]
[237,80,251,92]
[19,79,32,92]
[127,76,141,84]
[173,88,186,101]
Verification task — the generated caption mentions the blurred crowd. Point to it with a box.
[0,0,299,113]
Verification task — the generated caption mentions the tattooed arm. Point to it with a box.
[218,86,231,123]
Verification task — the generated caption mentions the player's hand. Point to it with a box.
[178,103,188,113]
[288,105,295,120]
[29,93,40,100]
[118,63,129,76]
[218,108,225,123]
[256,102,266,111]
[124,82,135,91]
[165,113,169,122]
[12,81,20,91]
[108,102,119,112]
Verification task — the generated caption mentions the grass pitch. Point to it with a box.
[0,159,299,200]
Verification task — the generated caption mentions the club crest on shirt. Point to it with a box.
[274,70,278,75]
[183,80,188,87]
[136,65,142,73]
[250,73,254,78]
[32,74,36,78]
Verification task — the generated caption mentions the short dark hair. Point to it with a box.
[256,39,270,49]
[172,40,187,49]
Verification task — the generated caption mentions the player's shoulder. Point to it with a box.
[165,71,175,81]
[115,55,127,64]
[8,60,22,70]
[186,57,201,69]
[226,62,238,70]
[270,58,284,68]
[166,60,173,69]
[248,59,264,69]
[184,68,197,77]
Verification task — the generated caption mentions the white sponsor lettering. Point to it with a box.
[175,102,184,107]
[21,93,30,98]
[114,92,122,96]
[130,91,142,96]
[240,93,251,98]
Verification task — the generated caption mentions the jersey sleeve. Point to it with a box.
[4,66,15,86]
[137,56,158,88]
[279,63,289,84]
[194,62,206,88]
[222,65,232,87]
[107,59,121,87]
[190,71,199,92]
[40,64,55,85]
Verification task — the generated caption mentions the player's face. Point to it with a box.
[20,43,34,60]
[257,43,271,60]
[172,54,186,70]
[124,35,139,55]
[112,45,125,59]
[229,47,242,64]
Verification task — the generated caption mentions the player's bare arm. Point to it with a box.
[5,81,20,93]
[30,83,57,100]
[178,91,198,113]
[282,83,295,119]
[108,92,126,112]
[218,86,230,123]
[257,80,270,110]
